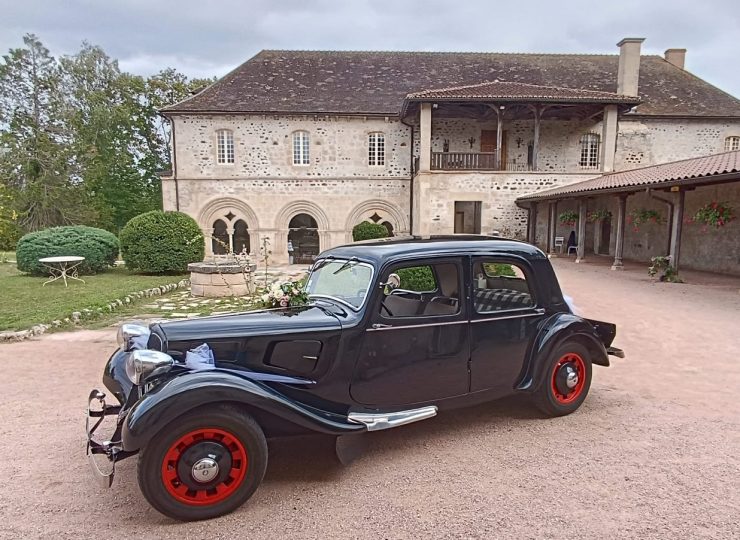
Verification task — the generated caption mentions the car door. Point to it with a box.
[350,257,470,407]
[469,257,546,393]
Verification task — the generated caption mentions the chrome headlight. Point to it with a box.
[116,323,150,352]
[125,350,174,385]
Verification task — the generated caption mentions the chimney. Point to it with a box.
[664,48,686,69]
[616,37,645,96]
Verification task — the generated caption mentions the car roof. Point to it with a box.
[319,235,547,266]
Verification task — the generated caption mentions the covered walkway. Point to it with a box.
[517,150,740,275]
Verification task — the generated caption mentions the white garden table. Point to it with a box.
[39,256,86,287]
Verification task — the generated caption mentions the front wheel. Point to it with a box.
[532,342,592,417]
[137,406,268,521]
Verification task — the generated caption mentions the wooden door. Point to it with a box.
[480,130,507,169]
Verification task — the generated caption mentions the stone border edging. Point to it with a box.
[0,278,190,343]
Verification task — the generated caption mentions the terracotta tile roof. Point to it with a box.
[162,50,740,117]
[516,150,740,202]
[405,81,639,103]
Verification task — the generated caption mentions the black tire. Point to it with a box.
[532,342,592,417]
[137,405,268,521]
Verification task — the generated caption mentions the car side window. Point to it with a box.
[473,261,534,313]
[380,263,460,318]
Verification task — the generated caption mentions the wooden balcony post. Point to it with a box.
[531,105,542,171]
[547,201,557,254]
[611,194,627,270]
[495,105,503,170]
[528,203,538,244]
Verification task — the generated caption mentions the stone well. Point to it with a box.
[188,261,257,297]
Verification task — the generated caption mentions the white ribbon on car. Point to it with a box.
[185,343,216,370]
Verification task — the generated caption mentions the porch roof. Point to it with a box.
[516,150,740,202]
[404,81,639,103]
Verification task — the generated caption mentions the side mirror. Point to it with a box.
[382,273,401,295]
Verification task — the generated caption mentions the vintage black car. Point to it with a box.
[87,236,623,521]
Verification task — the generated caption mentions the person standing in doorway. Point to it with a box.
[287,239,295,264]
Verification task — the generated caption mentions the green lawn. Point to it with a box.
[0,257,187,331]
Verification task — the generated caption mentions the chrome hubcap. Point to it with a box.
[565,366,579,389]
[191,457,219,483]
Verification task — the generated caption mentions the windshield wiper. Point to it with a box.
[332,257,359,275]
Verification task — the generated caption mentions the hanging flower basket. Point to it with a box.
[558,211,579,227]
[587,209,612,223]
[690,201,734,229]
[627,209,664,232]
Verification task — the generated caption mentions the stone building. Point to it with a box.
[161,38,740,268]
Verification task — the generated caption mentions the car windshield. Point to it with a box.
[305,259,374,309]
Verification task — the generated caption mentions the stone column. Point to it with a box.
[547,201,557,255]
[600,104,619,172]
[576,199,587,263]
[612,194,628,270]
[202,228,214,257]
[528,203,538,244]
[419,103,432,173]
[669,190,685,273]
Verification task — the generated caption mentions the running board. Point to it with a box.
[347,406,438,431]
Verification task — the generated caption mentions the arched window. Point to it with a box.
[579,133,600,169]
[368,132,385,166]
[212,219,229,254]
[381,221,394,237]
[725,136,740,151]
[292,131,310,165]
[216,129,234,164]
[233,220,250,255]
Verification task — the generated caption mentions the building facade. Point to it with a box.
[161,39,740,265]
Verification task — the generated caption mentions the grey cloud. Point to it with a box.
[0,0,738,97]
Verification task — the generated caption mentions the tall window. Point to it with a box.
[292,131,310,165]
[216,129,234,164]
[579,133,600,169]
[725,136,740,151]
[368,132,385,166]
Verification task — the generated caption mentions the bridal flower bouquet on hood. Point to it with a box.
[261,280,309,308]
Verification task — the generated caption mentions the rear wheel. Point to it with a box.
[137,406,267,521]
[533,342,592,417]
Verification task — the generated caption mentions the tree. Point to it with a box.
[0,34,94,230]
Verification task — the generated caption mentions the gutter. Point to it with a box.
[162,113,180,212]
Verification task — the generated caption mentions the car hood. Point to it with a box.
[154,305,342,343]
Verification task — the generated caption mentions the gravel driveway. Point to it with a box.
[1,260,738,539]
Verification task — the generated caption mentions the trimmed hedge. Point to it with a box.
[352,221,389,241]
[120,211,204,274]
[397,266,437,292]
[16,226,119,275]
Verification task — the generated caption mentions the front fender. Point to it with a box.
[121,369,365,451]
[517,313,609,392]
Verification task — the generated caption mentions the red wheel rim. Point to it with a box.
[551,353,586,404]
[161,428,248,506]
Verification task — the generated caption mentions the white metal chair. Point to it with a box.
[554,236,565,253]
[568,244,578,256]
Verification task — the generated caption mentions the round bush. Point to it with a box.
[352,221,389,241]
[16,226,119,275]
[120,211,204,274]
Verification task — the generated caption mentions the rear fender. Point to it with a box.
[517,313,610,392]
[121,369,364,451]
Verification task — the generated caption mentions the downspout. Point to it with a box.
[647,189,673,255]
[400,115,414,234]
[164,113,180,212]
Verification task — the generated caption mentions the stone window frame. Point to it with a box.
[216,129,235,164]
[292,130,310,166]
[368,131,386,166]
[725,136,740,152]
[578,132,601,169]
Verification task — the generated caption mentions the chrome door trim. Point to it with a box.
[348,406,438,431]
[470,309,546,323]
[366,320,468,332]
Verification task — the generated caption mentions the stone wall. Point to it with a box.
[422,172,598,237]
[615,118,740,169]
[172,114,412,179]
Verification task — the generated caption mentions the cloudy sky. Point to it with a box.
[2,0,739,97]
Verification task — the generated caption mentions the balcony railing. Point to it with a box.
[430,152,535,172]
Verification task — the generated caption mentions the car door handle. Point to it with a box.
[371,323,392,329]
